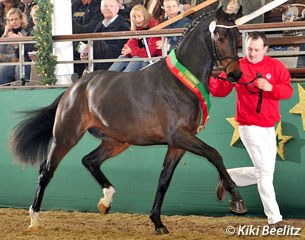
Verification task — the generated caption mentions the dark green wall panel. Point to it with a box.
[0,84,304,218]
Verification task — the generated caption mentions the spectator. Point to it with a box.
[0,0,19,36]
[17,0,36,33]
[0,7,27,85]
[72,0,104,76]
[210,32,293,228]
[156,0,191,53]
[72,0,103,34]
[78,0,130,74]
[108,4,161,72]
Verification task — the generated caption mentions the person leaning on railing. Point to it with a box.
[108,4,161,72]
[72,0,103,77]
[0,0,19,36]
[0,7,28,86]
[155,0,191,53]
[78,0,130,77]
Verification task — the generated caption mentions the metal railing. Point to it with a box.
[0,29,184,87]
[0,21,305,88]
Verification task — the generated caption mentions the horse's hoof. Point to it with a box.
[97,201,110,215]
[27,225,40,232]
[230,199,248,215]
[154,227,169,235]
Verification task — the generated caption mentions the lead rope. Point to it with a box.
[255,73,263,114]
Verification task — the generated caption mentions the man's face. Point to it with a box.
[163,0,179,18]
[100,0,120,20]
[245,37,267,64]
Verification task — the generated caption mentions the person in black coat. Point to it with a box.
[72,0,103,34]
[78,0,130,74]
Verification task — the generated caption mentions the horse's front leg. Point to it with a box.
[150,147,185,235]
[172,130,247,214]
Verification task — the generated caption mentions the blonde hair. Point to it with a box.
[6,8,28,29]
[130,5,151,31]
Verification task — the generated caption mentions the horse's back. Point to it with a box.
[58,63,199,145]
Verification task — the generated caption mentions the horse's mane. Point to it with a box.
[175,10,216,48]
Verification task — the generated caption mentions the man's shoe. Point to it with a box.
[268,221,285,229]
[216,177,226,201]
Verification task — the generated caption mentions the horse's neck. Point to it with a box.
[173,14,216,90]
[176,35,214,89]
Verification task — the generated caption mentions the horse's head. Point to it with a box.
[210,8,242,82]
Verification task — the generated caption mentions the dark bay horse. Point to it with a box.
[10,8,246,234]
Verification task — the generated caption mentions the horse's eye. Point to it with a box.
[217,36,224,42]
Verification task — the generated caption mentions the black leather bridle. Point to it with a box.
[209,21,240,72]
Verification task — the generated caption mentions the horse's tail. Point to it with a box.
[9,92,65,166]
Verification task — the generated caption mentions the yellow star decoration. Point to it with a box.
[276,121,293,160]
[226,118,293,160]
[226,117,240,146]
[289,83,305,131]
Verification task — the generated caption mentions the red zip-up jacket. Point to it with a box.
[125,18,162,58]
[209,55,293,127]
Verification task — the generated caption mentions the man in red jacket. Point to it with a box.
[209,31,293,227]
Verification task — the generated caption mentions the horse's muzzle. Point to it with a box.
[227,71,242,83]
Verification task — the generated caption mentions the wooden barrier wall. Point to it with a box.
[0,84,304,218]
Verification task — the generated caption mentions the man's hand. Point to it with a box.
[80,44,89,60]
[257,78,272,92]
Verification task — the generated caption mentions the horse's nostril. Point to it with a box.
[228,72,234,78]
[228,71,241,82]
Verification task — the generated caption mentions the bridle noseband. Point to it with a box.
[209,21,239,71]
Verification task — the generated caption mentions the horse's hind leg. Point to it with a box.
[150,147,185,235]
[82,138,129,214]
[29,138,81,231]
[172,130,247,214]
